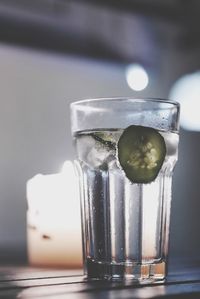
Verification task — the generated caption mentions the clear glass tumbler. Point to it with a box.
[70,98,180,283]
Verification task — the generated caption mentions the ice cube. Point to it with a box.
[77,135,96,164]
[77,134,116,168]
[86,144,112,168]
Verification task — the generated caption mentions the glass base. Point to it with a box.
[86,258,166,284]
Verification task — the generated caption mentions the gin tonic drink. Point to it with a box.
[70,98,180,283]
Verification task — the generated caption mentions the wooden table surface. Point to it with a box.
[0,258,199,299]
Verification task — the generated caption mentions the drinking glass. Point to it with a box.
[70,98,180,283]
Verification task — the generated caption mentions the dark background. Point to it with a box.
[0,0,199,264]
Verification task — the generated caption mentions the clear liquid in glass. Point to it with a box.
[74,128,179,282]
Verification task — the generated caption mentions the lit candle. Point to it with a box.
[26,161,82,268]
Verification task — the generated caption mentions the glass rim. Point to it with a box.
[70,97,180,109]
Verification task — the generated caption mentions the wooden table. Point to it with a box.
[0,258,199,298]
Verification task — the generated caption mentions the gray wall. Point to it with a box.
[0,43,135,250]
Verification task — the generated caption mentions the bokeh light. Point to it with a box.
[126,63,149,91]
[170,71,200,131]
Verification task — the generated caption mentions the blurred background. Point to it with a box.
[0,0,199,266]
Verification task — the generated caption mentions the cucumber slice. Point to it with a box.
[118,125,166,183]
[91,132,116,150]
